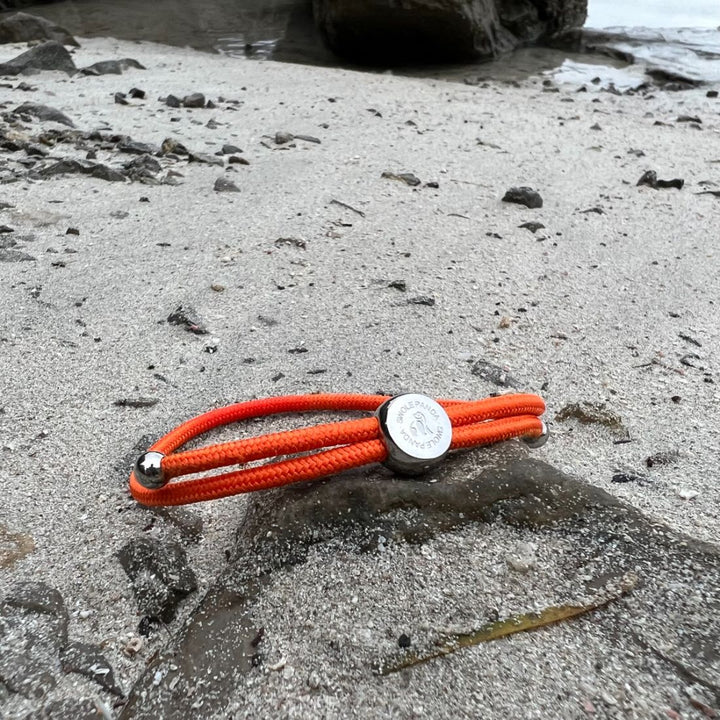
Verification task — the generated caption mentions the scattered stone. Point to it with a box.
[0,582,71,698]
[388,279,406,291]
[555,402,624,431]
[182,151,220,167]
[398,633,411,648]
[122,154,162,183]
[637,170,684,190]
[182,92,206,108]
[274,236,306,250]
[0,12,78,46]
[518,221,545,233]
[611,472,646,484]
[37,159,126,182]
[221,144,242,154]
[167,305,208,335]
[117,537,197,623]
[293,134,321,144]
[0,248,35,262]
[0,40,76,75]
[288,347,308,354]
[164,94,182,108]
[407,294,435,306]
[677,488,699,501]
[60,642,123,695]
[129,87,145,99]
[275,131,294,145]
[13,102,74,127]
[381,171,421,186]
[646,451,680,468]
[80,58,146,75]
[118,139,158,155]
[114,91,129,105]
[214,177,240,193]
[502,186,543,209]
[25,143,49,157]
[470,359,518,387]
[0,225,13,234]
[113,397,159,408]
[65,227,79,235]
[228,155,249,165]
[707,90,719,98]
[2,581,69,643]
[677,115,701,123]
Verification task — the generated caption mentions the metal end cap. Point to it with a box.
[524,421,549,449]
[134,451,167,489]
[376,394,452,476]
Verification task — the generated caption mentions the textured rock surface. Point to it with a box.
[117,538,197,623]
[0,11,77,46]
[0,583,68,699]
[313,0,587,63]
[117,453,720,718]
[0,40,76,74]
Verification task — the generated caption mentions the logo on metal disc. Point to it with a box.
[384,394,452,461]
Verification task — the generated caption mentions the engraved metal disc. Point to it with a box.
[376,393,453,476]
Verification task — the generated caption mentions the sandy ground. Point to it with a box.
[1,36,719,719]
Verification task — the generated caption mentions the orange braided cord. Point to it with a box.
[129,393,546,506]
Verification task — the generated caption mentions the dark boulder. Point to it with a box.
[0,11,78,46]
[0,40,76,74]
[313,0,587,63]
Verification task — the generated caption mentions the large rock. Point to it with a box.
[0,40,76,74]
[0,12,78,46]
[117,450,720,719]
[313,0,587,63]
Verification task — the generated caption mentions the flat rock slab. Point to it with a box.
[119,452,720,719]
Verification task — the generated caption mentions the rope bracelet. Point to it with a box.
[128,392,548,507]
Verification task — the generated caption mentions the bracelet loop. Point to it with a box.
[128,392,547,506]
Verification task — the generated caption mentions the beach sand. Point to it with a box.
[1,35,719,719]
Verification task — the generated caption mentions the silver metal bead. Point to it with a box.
[524,421,549,449]
[376,394,452,476]
[134,451,166,489]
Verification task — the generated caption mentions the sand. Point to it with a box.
[0,35,719,719]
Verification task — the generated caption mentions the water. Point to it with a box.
[3,0,719,87]
[587,0,719,30]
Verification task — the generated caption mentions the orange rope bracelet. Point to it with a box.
[129,392,547,507]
